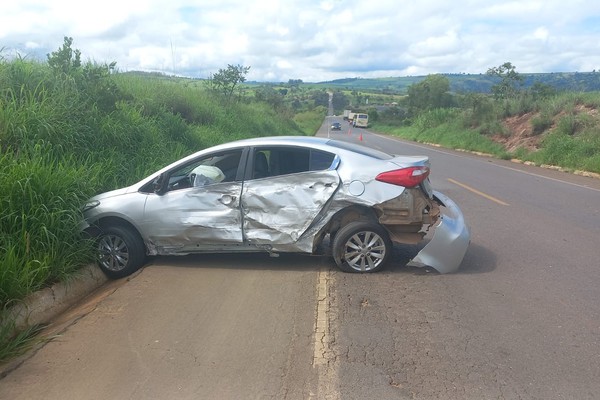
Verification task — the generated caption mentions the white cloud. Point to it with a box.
[2,0,600,81]
[533,27,550,41]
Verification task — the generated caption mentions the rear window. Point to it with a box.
[253,146,336,178]
[326,140,393,160]
[310,150,336,171]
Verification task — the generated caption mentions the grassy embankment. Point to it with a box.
[373,92,600,175]
[0,57,323,359]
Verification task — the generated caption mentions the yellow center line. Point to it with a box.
[448,178,510,206]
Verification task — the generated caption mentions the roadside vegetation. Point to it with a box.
[369,64,600,175]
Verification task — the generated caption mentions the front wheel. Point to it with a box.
[96,225,146,279]
[332,221,392,273]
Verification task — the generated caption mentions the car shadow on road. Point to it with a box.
[142,242,494,275]
[386,242,496,275]
[144,252,326,273]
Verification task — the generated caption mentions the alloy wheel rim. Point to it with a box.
[98,234,129,271]
[343,231,386,271]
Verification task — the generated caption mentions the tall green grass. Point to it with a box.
[293,106,328,134]
[374,108,508,157]
[0,146,98,303]
[0,57,305,312]
[0,318,44,363]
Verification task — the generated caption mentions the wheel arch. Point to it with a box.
[325,205,379,238]
[85,216,144,244]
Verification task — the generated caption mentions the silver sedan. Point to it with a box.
[82,136,470,278]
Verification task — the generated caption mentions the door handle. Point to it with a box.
[219,195,236,205]
[309,182,333,189]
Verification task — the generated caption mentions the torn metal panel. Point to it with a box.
[375,187,435,225]
[242,170,340,250]
[408,191,471,274]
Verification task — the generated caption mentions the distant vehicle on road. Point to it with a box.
[354,113,369,128]
[331,122,342,131]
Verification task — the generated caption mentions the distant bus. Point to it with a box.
[354,113,368,128]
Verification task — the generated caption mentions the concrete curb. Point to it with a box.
[1,264,108,337]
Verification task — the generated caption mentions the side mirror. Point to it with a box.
[153,173,167,195]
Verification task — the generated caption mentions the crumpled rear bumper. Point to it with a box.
[408,190,470,274]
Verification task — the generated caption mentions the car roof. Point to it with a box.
[208,135,396,159]
[132,135,410,190]
[225,135,332,147]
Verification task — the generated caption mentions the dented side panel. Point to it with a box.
[241,170,340,249]
[141,182,244,253]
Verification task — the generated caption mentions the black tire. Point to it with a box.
[96,225,146,279]
[332,221,392,273]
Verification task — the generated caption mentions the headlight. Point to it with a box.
[82,200,100,213]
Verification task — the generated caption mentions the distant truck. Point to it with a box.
[354,113,369,128]
[347,112,356,123]
[343,109,351,120]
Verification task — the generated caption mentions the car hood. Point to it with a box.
[89,186,136,201]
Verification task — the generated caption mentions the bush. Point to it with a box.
[531,113,553,135]
[530,130,600,172]
[413,108,461,131]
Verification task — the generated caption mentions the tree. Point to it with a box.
[210,64,250,102]
[254,85,285,109]
[331,90,349,112]
[46,37,120,111]
[529,82,556,100]
[486,62,523,100]
[406,74,453,114]
[310,89,329,108]
[47,36,81,74]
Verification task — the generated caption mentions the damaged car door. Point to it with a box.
[241,146,340,251]
[141,148,246,253]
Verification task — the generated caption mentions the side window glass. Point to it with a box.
[252,147,335,179]
[166,149,242,191]
[253,150,271,179]
[309,150,335,171]
[268,148,310,177]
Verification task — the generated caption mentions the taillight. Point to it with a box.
[375,166,430,188]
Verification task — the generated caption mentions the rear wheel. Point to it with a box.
[96,225,146,279]
[332,221,391,273]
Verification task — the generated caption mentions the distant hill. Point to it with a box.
[317,72,600,94]
[128,69,600,94]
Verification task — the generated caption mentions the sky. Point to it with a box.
[2,0,600,82]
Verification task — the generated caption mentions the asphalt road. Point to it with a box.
[323,120,600,399]
[1,121,599,399]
